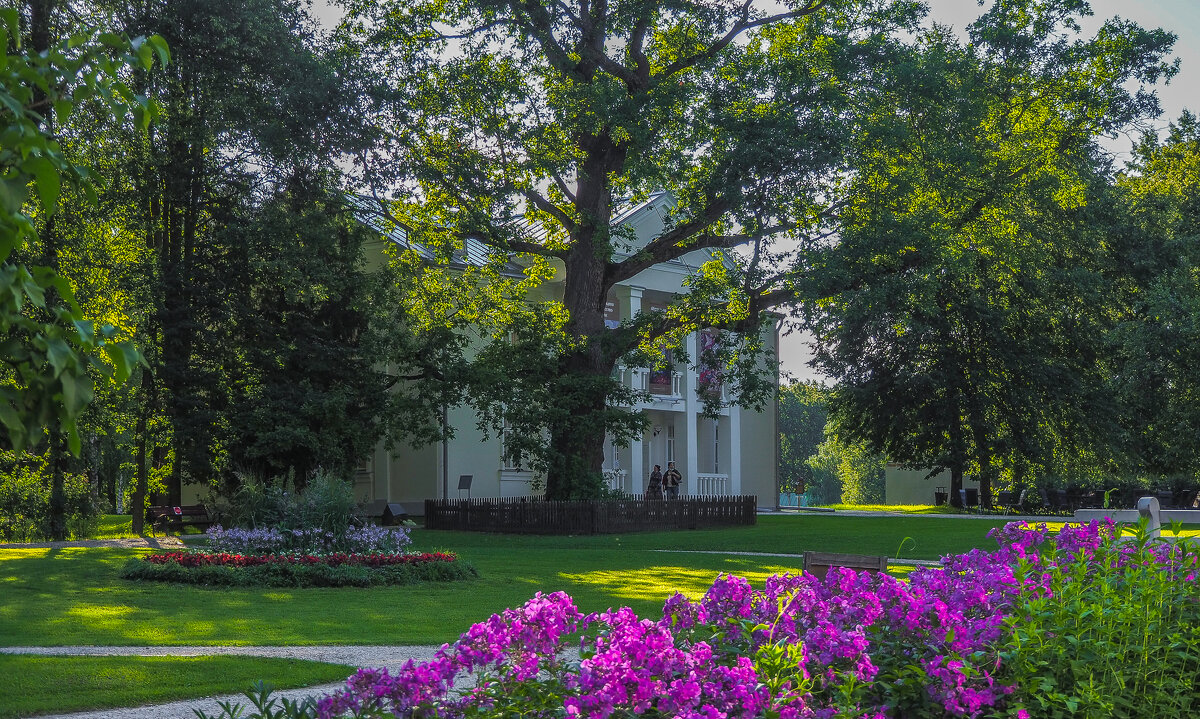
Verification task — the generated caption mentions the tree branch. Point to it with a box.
[655,0,831,84]
[523,188,577,233]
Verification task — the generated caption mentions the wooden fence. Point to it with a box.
[424,495,758,534]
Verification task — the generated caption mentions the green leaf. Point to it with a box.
[72,318,95,342]
[53,98,74,122]
[27,155,61,213]
[46,337,73,378]
[0,9,19,51]
[149,35,171,67]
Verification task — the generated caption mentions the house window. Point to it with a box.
[666,424,675,464]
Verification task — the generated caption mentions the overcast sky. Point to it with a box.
[310,0,1197,382]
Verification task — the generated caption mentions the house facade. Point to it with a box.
[354,192,781,511]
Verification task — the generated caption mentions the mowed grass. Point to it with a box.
[0,654,354,719]
[92,514,138,539]
[0,515,1016,647]
[815,504,965,514]
[4,514,1192,648]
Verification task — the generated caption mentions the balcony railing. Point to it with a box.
[695,473,730,496]
[616,367,683,400]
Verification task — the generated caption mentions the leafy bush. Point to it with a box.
[120,552,475,588]
[188,520,1198,719]
[203,470,370,549]
[0,453,99,541]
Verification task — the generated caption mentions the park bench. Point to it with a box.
[802,551,889,580]
[146,504,211,533]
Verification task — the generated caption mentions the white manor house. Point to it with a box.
[354,191,781,512]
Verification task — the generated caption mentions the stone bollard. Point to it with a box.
[1136,496,1161,540]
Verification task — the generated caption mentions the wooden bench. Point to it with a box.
[802,552,889,580]
[146,504,212,533]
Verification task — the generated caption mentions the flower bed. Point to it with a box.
[140,550,455,568]
[288,520,1195,718]
[121,551,476,588]
[203,524,413,556]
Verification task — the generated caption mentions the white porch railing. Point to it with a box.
[603,469,628,493]
[694,473,730,496]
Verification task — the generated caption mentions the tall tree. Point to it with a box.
[778,381,829,495]
[342,0,924,498]
[2,3,161,535]
[1106,112,1200,480]
[107,0,373,511]
[802,1,1174,507]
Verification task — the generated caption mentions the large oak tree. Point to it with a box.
[342,0,923,498]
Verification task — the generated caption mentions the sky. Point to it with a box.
[311,0,1198,382]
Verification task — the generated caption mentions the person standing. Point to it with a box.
[645,465,663,500]
[663,461,682,499]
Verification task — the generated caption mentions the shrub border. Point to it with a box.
[120,552,477,588]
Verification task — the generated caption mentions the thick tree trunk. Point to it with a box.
[544,367,610,500]
[541,142,626,499]
[48,432,67,540]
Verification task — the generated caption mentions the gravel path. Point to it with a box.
[2,645,445,719]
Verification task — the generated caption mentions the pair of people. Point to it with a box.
[646,462,683,499]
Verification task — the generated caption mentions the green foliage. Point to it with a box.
[0,8,162,454]
[341,0,926,497]
[119,555,479,588]
[997,533,1200,716]
[222,177,388,481]
[1106,112,1200,478]
[205,471,362,535]
[778,381,829,494]
[803,0,1176,502]
[0,450,98,541]
[194,682,320,719]
[806,433,886,505]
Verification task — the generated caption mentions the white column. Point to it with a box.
[618,284,645,493]
[616,285,644,323]
[729,405,741,495]
[629,431,644,495]
[684,331,699,496]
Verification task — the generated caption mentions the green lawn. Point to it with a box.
[815,503,965,514]
[0,654,354,719]
[92,514,138,539]
[0,515,1019,648]
[4,513,1194,717]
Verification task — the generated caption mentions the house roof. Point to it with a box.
[351,190,734,277]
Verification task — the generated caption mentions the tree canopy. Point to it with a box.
[800,0,1176,506]
[340,0,935,497]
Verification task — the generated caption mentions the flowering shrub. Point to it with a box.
[140,550,455,568]
[204,524,412,556]
[194,520,1200,718]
